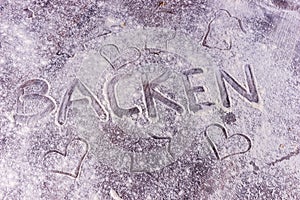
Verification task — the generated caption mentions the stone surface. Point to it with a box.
[0,0,300,199]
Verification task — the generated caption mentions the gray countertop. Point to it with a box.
[0,0,300,199]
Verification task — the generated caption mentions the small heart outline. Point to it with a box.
[100,44,141,70]
[43,137,89,178]
[201,9,246,51]
[204,123,251,160]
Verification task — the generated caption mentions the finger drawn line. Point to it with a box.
[129,135,175,173]
[100,44,141,70]
[204,123,252,160]
[82,29,112,47]
[202,9,246,51]
[144,28,177,51]
[57,78,108,125]
[149,134,174,159]
[129,153,144,173]
[14,78,57,124]
[267,146,300,166]
[43,137,89,178]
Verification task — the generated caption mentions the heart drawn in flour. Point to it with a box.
[43,138,89,178]
[202,9,246,51]
[204,123,251,160]
[100,44,141,70]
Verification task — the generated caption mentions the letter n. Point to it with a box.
[216,64,259,108]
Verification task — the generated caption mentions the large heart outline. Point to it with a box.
[43,137,89,178]
[100,44,141,70]
[204,123,251,160]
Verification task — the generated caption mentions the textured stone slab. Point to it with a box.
[0,0,300,199]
